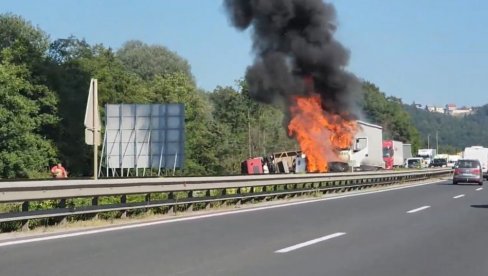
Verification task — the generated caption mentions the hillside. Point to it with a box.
[404,104,488,153]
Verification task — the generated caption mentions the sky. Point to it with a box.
[1,0,487,107]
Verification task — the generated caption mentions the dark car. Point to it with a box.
[429,158,447,168]
[453,159,483,185]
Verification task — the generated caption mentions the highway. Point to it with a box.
[1,179,488,276]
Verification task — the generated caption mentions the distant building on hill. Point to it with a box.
[420,103,475,116]
[425,105,446,114]
[448,105,474,117]
[446,103,457,114]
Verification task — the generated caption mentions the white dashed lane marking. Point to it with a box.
[407,206,431,214]
[275,232,346,253]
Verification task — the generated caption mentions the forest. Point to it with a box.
[405,104,488,154]
[0,14,426,178]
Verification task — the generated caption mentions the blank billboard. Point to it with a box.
[105,104,184,170]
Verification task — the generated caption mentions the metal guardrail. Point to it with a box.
[0,168,451,230]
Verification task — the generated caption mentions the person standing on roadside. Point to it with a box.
[51,163,68,178]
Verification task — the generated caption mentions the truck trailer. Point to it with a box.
[417,148,437,166]
[403,144,413,162]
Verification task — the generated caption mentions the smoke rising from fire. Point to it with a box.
[224,0,361,172]
[224,0,360,115]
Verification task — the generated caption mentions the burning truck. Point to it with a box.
[242,120,385,174]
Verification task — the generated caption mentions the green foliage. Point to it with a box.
[0,14,49,70]
[0,51,58,178]
[47,38,153,175]
[208,83,296,174]
[405,104,488,152]
[148,72,222,175]
[361,82,420,152]
[116,40,192,81]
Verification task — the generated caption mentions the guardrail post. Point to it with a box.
[144,193,153,214]
[250,187,258,203]
[120,195,127,218]
[91,197,99,220]
[221,188,228,207]
[204,190,212,210]
[187,191,194,212]
[21,201,29,231]
[236,188,242,206]
[291,183,299,198]
[57,199,68,225]
[168,192,176,214]
[270,185,278,200]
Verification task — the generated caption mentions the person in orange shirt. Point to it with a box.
[51,163,68,178]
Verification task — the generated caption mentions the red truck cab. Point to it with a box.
[383,140,394,170]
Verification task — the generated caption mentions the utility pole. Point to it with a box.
[436,131,439,153]
[248,108,252,158]
[427,134,430,149]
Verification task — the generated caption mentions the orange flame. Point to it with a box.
[288,94,357,172]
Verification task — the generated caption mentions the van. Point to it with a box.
[405,157,424,169]
[453,159,483,185]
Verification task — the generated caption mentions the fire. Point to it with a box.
[288,94,357,172]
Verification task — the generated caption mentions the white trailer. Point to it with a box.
[339,121,385,171]
[447,155,460,167]
[403,144,413,161]
[463,146,488,179]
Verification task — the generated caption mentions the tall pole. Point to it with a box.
[427,134,430,149]
[93,80,98,180]
[248,108,252,158]
[436,131,439,153]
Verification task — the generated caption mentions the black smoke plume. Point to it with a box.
[224,0,360,118]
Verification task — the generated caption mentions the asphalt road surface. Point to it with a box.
[1,179,488,276]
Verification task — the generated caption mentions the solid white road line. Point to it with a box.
[476,188,483,191]
[453,194,465,199]
[0,179,444,248]
[275,232,346,253]
[407,206,431,214]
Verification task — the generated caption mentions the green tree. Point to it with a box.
[47,38,151,176]
[116,40,192,81]
[362,81,420,151]
[148,72,221,175]
[209,83,296,174]
[0,14,49,71]
[0,14,59,178]
[0,58,58,178]
[209,86,249,173]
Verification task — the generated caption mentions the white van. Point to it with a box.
[463,146,488,179]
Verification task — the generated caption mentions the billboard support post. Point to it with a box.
[93,80,98,180]
[84,79,101,180]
